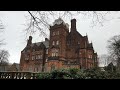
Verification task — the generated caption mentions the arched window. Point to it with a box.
[52,49,59,57]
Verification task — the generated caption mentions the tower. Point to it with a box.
[48,18,69,60]
[47,18,69,71]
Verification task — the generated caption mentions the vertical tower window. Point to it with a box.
[32,56,35,60]
[38,55,41,59]
[40,55,42,59]
[56,40,59,45]
[57,31,59,35]
[53,32,55,36]
[46,49,48,54]
[52,41,55,45]
[56,52,58,56]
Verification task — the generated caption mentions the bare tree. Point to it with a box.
[99,54,109,67]
[25,11,113,38]
[0,50,9,65]
[99,54,116,68]
[0,20,5,46]
[107,35,120,71]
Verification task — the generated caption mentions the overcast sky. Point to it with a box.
[0,11,120,67]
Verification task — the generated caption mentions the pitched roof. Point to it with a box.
[22,39,49,52]
[32,40,49,48]
[7,63,19,71]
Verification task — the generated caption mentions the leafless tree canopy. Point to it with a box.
[99,54,116,67]
[25,11,112,38]
[0,20,4,46]
[107,35,120,68]
[0,50,9,65]
[0,20,9,65]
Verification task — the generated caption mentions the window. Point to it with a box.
[40,55,42,59]
[34,67,38,72]
[52,41,55,45]
[27,50,30,53]
[37,55,42,59]
[52,53,54,57]
[52,49,59,57]
[79,52,82,55]
[88,55,91,59]
[46,58,48,62]
[46,49,48,54]
[56,52,58,56]
[25,57,29,60]
[56,41,59,45]
[52,52,56,57]
[36,55,38,59]
[51,64,55,71]
[89,55,92,59]
[57,31,59,35]
[53,32,55,36]
[33,49,35,52]
[78,41,80,44]
[38,55,41,59]
[25,54,29,60]
[32,56,35,60]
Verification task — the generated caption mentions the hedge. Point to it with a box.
[37,68,120,79]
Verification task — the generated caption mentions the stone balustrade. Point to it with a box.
[0,71,39,79]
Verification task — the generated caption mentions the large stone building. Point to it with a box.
[20,18,98,72]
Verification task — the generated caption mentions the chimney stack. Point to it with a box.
[27,36,32,46]
[71,19,76,32]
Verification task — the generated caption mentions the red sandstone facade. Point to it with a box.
[20,18,98,72]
